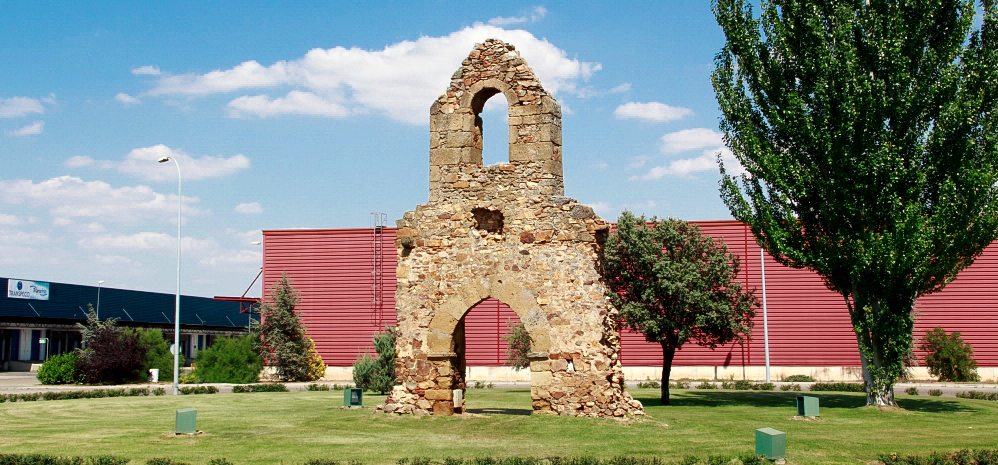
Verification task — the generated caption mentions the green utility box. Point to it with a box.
[175,408,197,434]
[343,388,363,407]
[796,395,820,417]
[755,427,786,460]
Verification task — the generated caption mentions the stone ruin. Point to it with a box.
[382,39,643,417]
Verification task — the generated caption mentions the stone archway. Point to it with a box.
[383,39,642,418]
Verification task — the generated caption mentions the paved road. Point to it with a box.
[2,370,997,397]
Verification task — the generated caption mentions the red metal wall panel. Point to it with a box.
[263,222,998,368]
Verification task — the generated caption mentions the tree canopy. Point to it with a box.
[253,274,325,382]
[713,0,998,405]
[603,212,756,404]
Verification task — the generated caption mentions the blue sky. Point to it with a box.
[1,2,737,297]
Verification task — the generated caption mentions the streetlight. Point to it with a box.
[158,155,182,396]
[96,280,105,320]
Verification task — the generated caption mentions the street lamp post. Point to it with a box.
[158,155,182,396]
[96,280,105,320]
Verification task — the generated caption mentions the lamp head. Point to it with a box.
[157,156,171,163]
[97,280,105,285]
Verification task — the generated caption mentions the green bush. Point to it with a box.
[780,384,801,391]
[37,353,78,385]
[352,327,396,394]
[956,391,998,401]
[232,383,288,393]
[307,383,331,391]
[928,389,943,397]
[810,382,865,392]
[905,387,919,396]
[252,275,326,382]
[781,374,815,382]
[637,379,661,389]
[178,386,218,395]
[146,459,191,465]
[74,308,146,384]
[0,455,129,465]
[721,380,754,390]
[880,449,998,464]
[502,321,532,370]
[695,381,716,389]
[191,335,262,384]
[752,383,775,391]
[134,329,173,379]
[920,327,980,382]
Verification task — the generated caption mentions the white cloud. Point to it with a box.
[94,254,141,266]
[144,24,600,124]
[614,102,692,123]
[635,147,745,180]
[131,65,161,76]
[115,92,141,105]
[64,155,115,169]
[228,91,348,118]
[0,175,204,222]
[79,232,217,254]
[0,213,19,226]
[659,128,724,154]
[234,202,263,215]
[584,200,658,219]
[0,96,45,118]
[8,121,44,137]
[199,249,262,267]
[608,83,632,94]
[487,6,548,26]
[117,144,251,181]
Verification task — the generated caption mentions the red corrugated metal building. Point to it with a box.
[262,221,998,371]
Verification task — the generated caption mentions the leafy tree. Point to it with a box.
[603,212,756,404]
[252,274,325,382]
[192,335,263,383]
[133,329,173,378]
[920,327,980,382]
[713,0,998,406]
[352,327,396,394]
[503,320,532,370]
[74,306,146,384]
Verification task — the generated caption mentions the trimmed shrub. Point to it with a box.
[307,383,331,391]
[37,353,78,385]
[810,382,865,392]
[232,383,288,393]
[782,374,815,382]
[920,327,980,382]
[637,379,661,389]
[780,384,801,391]
[178,386,218,395]
[956,391,998,401]
[695,381,716,389]
[752,383,775,391]
[352,327,396,394]
[880,449,998,464]
[904,387,919,396]
[147,459,191,465]
[0,455,128,465]
[928,389,943,397]
[191,335,262,384]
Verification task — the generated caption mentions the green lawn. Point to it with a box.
[1,388,995,465]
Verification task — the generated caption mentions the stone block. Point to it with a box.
[425,389,453,400]
[432,400,455,416]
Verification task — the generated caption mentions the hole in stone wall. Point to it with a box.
[472,89,509,166]
[399,237,414,258]
[472,208,504,234]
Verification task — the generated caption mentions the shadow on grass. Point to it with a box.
[465,407,533,416]
[635,390,978,413]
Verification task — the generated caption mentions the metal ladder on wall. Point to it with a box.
[371,212,387,330]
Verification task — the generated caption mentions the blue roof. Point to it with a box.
[1,277,255,330]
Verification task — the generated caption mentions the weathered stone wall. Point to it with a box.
[384,39,643,418]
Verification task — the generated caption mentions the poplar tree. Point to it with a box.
[253,274,325,382]
[603,212,757,404]
[713,0,998,406]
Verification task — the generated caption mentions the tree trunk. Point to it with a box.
[661,342,677,405]
[845,292,903,408]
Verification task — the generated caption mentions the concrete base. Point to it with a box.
[318,365,998,383]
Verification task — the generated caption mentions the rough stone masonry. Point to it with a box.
[382,39,644,417]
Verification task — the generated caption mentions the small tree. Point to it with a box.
[74,306,146,385]
[134,328,173,378]
[192,335,263,383]
[603,212,757,404]
[352,327,396,394]
[503,320,531,370]
[920,327,980,382]
[252,274,325,382]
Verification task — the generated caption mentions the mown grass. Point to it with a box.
[1,388,995,465]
